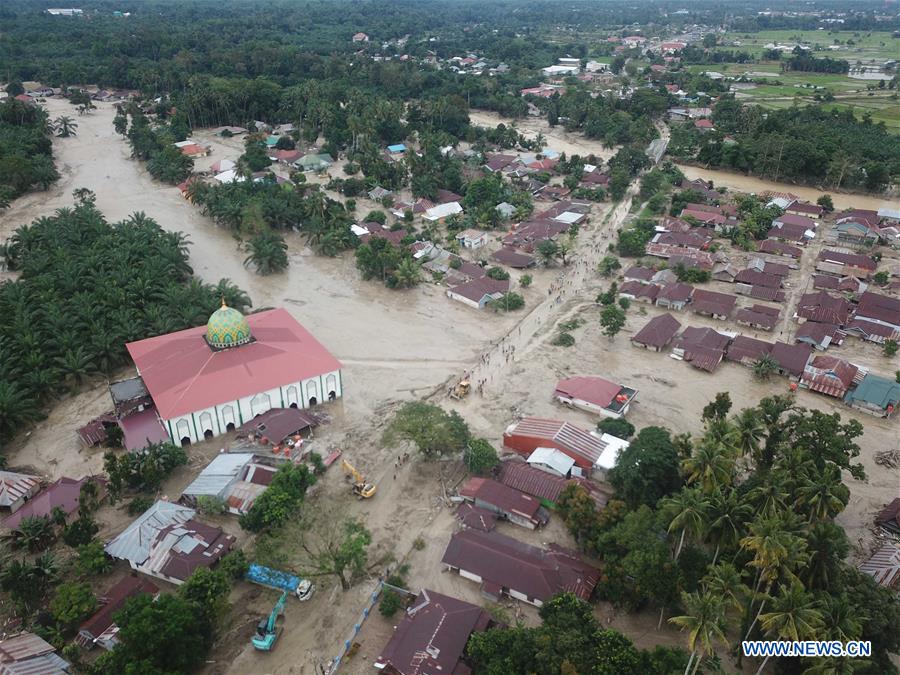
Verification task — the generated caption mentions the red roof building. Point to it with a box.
[691,289,737,319]
[125,307,342,446]
[375,590,491,674]
[2,476,105,530]
[758,239,802,259]
[503,417,607,474]
[441,529,599,606]
[77,576,159,651]
[673,326,731,372]
[797,291,851,326]
[770,342,813,379]
[726,336,773,366]
[554,376,637,418]
[632,313,682,351]
[801,355,858,399]
[735,304,780,331]
[459,478,548,529]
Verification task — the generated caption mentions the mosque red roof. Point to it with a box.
[126,308,341,419]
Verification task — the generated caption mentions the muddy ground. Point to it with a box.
[1,99,898,675]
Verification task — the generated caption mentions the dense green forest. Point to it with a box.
[0,98,59,203]
[0,196,249,445]
[669,96,900,191]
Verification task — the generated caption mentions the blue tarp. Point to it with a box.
[246,563,299,592]
[387,144,406,153]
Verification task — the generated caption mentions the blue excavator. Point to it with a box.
[252,590,288,651]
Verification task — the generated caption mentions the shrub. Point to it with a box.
[127,496,155,516]
[464,439,499,475]
[75,541,112,576]
[618,297,631,310]
[488,293,525,311]
[486,266,510,281]
[379,589,404,617]
[551,332,576,347]
[519,274,533,287]
[51,582,97,631]
[597,418,636,440]
[218,550,249,581]
[196,496,226,516]
[412,537,426,551]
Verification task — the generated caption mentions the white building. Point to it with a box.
[124,304,343,447]
[526,447,575,478]
[541,65,579,77]
[423,201,463,222]
[455,229,488,249]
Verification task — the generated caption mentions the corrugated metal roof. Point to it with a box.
[0,652,69,675]
[507,418,606,465]
[105,501,195,564]
[182,453,254,497]
[859,543,900,588]
[0,472,40,509]
[0,634,54,662]
[526,447,575,475]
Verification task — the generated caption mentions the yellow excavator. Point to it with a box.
[449,376,471,400]
[341,458,376,499]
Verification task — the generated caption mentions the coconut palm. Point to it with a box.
[662,487,709,560]
[796,464,850,522]
[756,583,824,674]
[705,488,752,564]
[804,522,849,591]
[746,477,789,518]
[243,231,289,275]
[752,354,779,380]
[392,258,422,289]
[703,562,750,616]
[733,407,765,460]
[669,590,729,675]
[0,381,43,440]
[54,115,77,137]
[819,595,863,643]
[683,441,737,494]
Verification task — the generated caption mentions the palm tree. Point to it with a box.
[733,408,765,460]
[756,583,824,674]
[753,354,779,380]
[392,258,422,289]
[54,346,93,389]
[804,522,849,591]
[683,442,736,494]
[796,464,850,522]
[669,590,729,675]
[243,232,289,275]
[746,477,788,518]
[0,381,43,440]
[662,487,709,560]
[15,516,55,552]
[703,562,749,616]
[819,595,862,643]
[705,489,751,565]
[54,115,77,137]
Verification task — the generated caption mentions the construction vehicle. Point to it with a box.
[341,458,376,499]
[246,563,314,601]
[449,376,471,400]
[252,590,288,651]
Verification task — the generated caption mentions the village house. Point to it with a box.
[77,576,159,651]
[181,453,278,515]
[104,501,234,586]
[835,220,880,246]
[769,342,813,380]
[491,247,535,268]
[800,355,859,399]
[876,499,900,537]
[524,447,576,478]
[784,200,825,219]
[352,32,369,42]
[632,313,681,351]
[735,304,780,331]
[423,201,463,223]
[374,589,491,674]
[795,322,845,351]
[672,326,732,373]
[847,291,900,344]
[498,461,607,510]
[844,374,900,418]
[441,529,599,607]
[503,417,607,477]
[0,633,70,673]
[691,289,737,320]
[455,229,488,249]
[796,291,852,326]
[623,266,655,283]
[726,336,773,367]
[618,280,660,304]
[553,376,637,419]
[120,304,342,447]
[458,478,549,530]
[767,219,815,245]
[858,543,900,589]
[2,476,105,531]
[816,249,876,279]
[0,471,41,514]
[656,282,694,311]
[758,239,802,260]
[446,277,509,310]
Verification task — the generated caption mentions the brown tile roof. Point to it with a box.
[758,239,802,259]
[632,313,681,348]
[795,321,844,348]
[855,291,900,327]
[674,326,731,372]
[726,336,773,365]
[490,247,535,268]
[623,265,655,282]
[818,250,877,271]
[735,305,780,331]
[875,498,900,534]
[797,291,851,325]
[619,280,660,301]
[78,576,159,644]
[2,476,106,530]
[459,477,543,521]
[770,341,813,377]
[774,213,816,228]
[456,503,497,531]
[735,269,782,289]
[801,355,858,398]
[656,282,694,304]
[441,529,599,603]
[691,289,737,318]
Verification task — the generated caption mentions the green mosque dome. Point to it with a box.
[206,300,253,349]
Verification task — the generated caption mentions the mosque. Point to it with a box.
[110,302,342,448]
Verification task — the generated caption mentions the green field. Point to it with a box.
[719,29,899,64]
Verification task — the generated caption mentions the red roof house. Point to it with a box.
[503,417,607,474]
[770,342,813,379]
[77,576,159,650]
[691,289,737,319]
[632,313,682,351]
[797,292,851,326]
[2,476,105,530]
[459,478,548,529]
[374,589,491,674]
[554,376,637,418]
[441,529,599,606]
[801,355,858,399]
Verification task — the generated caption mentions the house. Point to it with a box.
[758,239,802,259]
[484,154,517,173]
[368,186,392,201]
[726,336,773,366]
[672,327,732,373]
[785,201,824,219]
[352,32,369,42]
[593,433,630,481]
[2,476,105,531]
[801,355,858,399]
[502,220,570,250]
[374,589,491,674]
[767,221,815,244]
[446,277,508,310]
[296,153,333,171]
[623,266,654,283]
[851,291,900,341]
[632,313,681,351]
[774,213,817,231]
[680,208,726,229]
[459,478,549,529]
[618,280,660,304]
[423,201,463,223]
[209,158,236,174]
[712,264,740,283]
[455,229,488,249]
[386,143,406,155]
[104,501,234,585]
[769,342,813,379]
[835,220,879,246]
[0,471,41,514]
[525,447,576,478]
[858,543,900,589]
[656,282,694,310]
[875,498,900,536]
[623,35,647,47]
[0,633,70,673]
[77,576,159,651]
[795,322,845,350]
[542,64,579,77]
[554,376,637,419]
[844,374,900,418]
[498,461,608,510]
[491,247,535,269]
[503,417,607,476]
[269,149,302,164]
[456,503,498,532]
[735,304,780,331]
[691,289,737,320]
[181,453,277,515]
[796,291,851,326]
[694,119,715,132]
[174,141,210,158]
[441,529,599,607]
[817,250,876,279]
[734,269,782,289]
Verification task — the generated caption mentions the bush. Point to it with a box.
[365,210,387,225]
[551,332,576,347]
[598,255,621,277]
[519,274,533,287]
[51,582,97,631]
[597,418,636,440]
[239,463,316,532]
[464,439,499,475]
[75,541,112,577]
[618,297,631,310]
[275,136,295,150]
[62,517,98,548]
[413,537,426,551]
[488,293,525,311]
[196,495,226,516]
[218,550,249,581]
[379,589,404,617]
[127,496,155,516]
[104,442,188,501]
[486,266,510,281]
